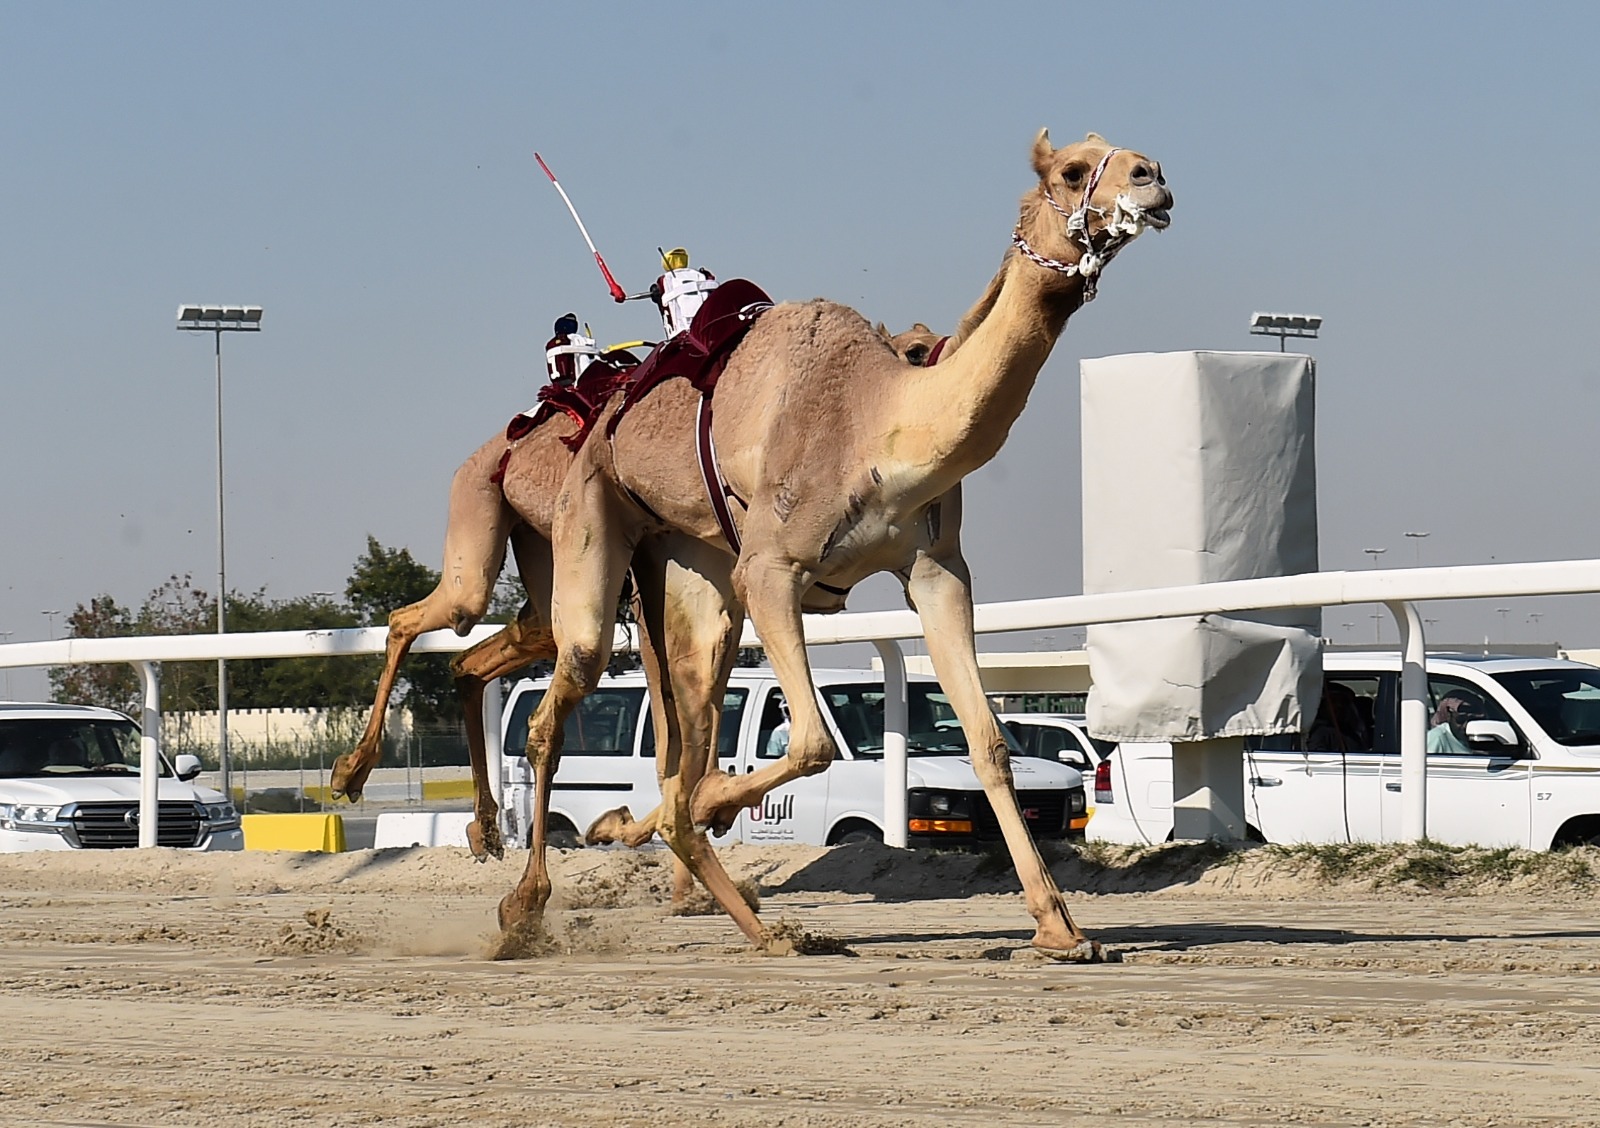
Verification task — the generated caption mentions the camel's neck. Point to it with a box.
[884,257,1083,492]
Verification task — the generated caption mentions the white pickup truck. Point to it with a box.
[497,666,1088,850]
[1087,652,1600,850]
[0,701,243,852]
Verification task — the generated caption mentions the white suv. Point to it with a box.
[0,702,243,852]
[1086,653,1600,850]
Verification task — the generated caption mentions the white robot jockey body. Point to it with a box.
[544,312,601,386]
[650,247,718,338]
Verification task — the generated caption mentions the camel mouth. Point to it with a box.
[1142,207,1171,230]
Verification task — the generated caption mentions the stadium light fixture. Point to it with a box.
[1249,311,1323,352]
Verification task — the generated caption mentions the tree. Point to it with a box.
[346,535,458,723]
[50,595,138,714]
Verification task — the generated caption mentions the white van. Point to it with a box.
[498,666,1088,849]
[1086,652,1600,850]
[0,702,243,852]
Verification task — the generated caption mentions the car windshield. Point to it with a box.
[0,717,158,779]
[820,683,1026,758]
[1490,669,1600,747]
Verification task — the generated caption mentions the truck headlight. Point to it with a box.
[0,803,64,830]
[907,789,976,834]
[202,802,240,828]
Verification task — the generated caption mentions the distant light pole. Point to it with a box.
[1363,547,1387,569]
[41,609,60,638]
[1496,607,1511,640]
[1369,611,1384,643]
[0,630,12,697]
[1403,530,1430,566]
[1528,612,1544,637]
[176,304,263,799]
[1249,312,1323,352]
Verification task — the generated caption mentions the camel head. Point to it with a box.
[1015,130,1173,296]
[886,322,944,366]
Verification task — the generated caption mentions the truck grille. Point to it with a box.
[68,802,203,848]
[973,789,1072,840]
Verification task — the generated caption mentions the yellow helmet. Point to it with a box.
[661,246,690,271]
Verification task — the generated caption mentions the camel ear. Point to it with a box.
[913,322,932,333]
[1085,131,1108,144]
[1031,128,1054,176]
[874,321,889,340]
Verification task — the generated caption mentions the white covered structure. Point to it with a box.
[1081,351,1322,839]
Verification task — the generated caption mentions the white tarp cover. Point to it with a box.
[1081,351,1321,741]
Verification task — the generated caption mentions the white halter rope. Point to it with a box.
[1011,147,1153,301]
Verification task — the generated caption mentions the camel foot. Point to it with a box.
[489,912,560,961]
[1031,937,1105,963]
[466,818,503,862]
[328,751,375,803]
[585,806,635,846]
[688,773,743,836]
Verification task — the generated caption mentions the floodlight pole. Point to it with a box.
[212,327,229,801]
[177,306,262,802]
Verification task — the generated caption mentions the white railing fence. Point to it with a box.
[5,559,1600,848]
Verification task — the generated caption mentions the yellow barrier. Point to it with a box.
[242,813,347,853]
[298,778,476,805]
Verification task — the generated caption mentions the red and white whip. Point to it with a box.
[534,151,627,303]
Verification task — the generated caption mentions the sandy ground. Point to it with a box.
[3,842,1600,1128]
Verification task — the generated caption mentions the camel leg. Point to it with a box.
[448,525,557,861]
[333,440,515,801]
[906,545,1097,960]
[585,803,660,847]
[690,551,836,832]
[634,537,771,947]
[498,478,638,935]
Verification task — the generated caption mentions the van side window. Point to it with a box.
[504,688,645,757]
[756,691,790,760]
[639,689,749,759]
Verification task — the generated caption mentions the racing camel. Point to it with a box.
[510,131,1173,958]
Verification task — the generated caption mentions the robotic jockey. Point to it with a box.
[543,312,599,385]
[649,247,718,338]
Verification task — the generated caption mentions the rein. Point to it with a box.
[1011,146,1147,302]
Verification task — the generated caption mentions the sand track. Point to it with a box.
[3,843,1599,1126]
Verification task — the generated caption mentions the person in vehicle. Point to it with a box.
[765,695,791,758]
[1306,682,1371,752]
[1427,689,1485,754]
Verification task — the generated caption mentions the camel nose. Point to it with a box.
[1129,159,1164,188]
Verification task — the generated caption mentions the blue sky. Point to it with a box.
[3,1,1598,697]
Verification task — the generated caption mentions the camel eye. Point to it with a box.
[905,345,929,366]
[1062,164,1086,186]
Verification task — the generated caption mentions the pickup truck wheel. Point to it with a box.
[1552,817,1600,850]
[829,822,883,847]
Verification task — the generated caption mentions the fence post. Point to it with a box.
[135,661,161,848]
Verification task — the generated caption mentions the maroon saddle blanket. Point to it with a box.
[491,348,641,483]
[604,278,773,438]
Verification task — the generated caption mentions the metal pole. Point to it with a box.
[1387,600,1428,841]
[214,329,230,799]
[136,661,162,848]
[873,640,909,848]
[485,676,505,823]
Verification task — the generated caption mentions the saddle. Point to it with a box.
[603,278,773,439]
[490,348,641,485]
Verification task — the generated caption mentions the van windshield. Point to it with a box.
[0,717,155,779]
[819,683,1026,758]
[1490,669,1600,746]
